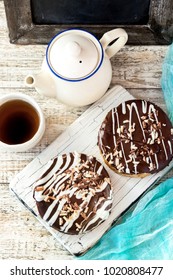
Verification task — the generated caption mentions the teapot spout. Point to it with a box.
[25,74,37,88]
[25,73,56,98]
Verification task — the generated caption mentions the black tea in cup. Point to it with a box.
[0,99,40,145]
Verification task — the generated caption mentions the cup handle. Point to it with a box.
[100,28,128,59]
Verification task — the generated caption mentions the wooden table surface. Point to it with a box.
[0,1,172,259]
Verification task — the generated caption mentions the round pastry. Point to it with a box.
[33,152,112,234]
[98,99,173,177]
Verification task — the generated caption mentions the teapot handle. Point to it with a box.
[100,28,128,59]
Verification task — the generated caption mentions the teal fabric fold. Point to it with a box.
[161,43,173,123]
[79,44,173,260]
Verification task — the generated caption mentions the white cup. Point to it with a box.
[0,93,45,152]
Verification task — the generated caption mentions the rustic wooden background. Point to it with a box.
[0,0,172,259]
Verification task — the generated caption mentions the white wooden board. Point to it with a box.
[10,85,173,256]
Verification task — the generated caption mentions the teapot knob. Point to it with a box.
[65,41,81,57]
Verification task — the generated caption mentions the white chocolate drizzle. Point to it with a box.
[33,152,112,234]
[98,100,173,175]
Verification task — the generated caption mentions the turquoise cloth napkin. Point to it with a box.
[161,43,173,123]
[79,44,173,260]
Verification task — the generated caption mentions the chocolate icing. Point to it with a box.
[33,152,112,234]
[98,100,173,176]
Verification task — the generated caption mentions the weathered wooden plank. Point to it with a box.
[0,45,168,89]
[149,0,173,42]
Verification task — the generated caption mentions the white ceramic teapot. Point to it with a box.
[25,28,128,107]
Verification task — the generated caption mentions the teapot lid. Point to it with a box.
[46,29,103,81]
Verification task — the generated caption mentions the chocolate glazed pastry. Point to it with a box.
[33,152,112,234]
[98,100,173,177]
